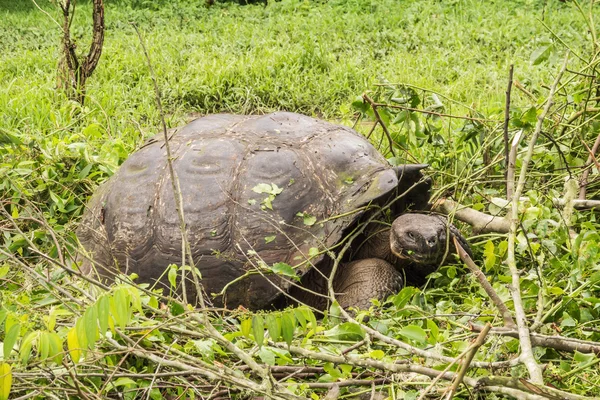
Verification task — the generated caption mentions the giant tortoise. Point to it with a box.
[77,112,468,310]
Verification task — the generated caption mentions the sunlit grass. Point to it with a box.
[0,0,590,134]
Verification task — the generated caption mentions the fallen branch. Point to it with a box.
[106,336,300,400]
[280,343,587,400]
[306,379,387,389]
[471,324,600,355]
[433,198,510,234]
[434,197,600,235]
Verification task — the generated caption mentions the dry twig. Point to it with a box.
[362,93,396,157]
[504,64,514,197]
[506,51,570,384]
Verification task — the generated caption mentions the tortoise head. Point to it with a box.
[389,213,450,265]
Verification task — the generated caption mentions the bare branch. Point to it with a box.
[506,51,570,384]
[504,64,514,197]
[362,93,396,157]
[433,198,510,234]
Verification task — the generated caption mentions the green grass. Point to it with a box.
[0,0,591,127]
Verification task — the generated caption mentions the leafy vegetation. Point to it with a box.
[1,0,600,399]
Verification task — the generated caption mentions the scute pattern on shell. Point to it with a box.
[77,112,401,309]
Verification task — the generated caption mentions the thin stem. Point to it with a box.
[506,51,570,384]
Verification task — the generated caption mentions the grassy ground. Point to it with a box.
[0,0,590,127]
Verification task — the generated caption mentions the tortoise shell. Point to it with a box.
[77,112,428,309]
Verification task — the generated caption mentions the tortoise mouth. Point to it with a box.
[391,245,438,265]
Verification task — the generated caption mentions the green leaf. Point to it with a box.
[106,377,137,392]
[351,95,370,114]
[75,318,89,352]
[97,296,110,335]
[148,296,159,309]
[369,349,385,359]
[48,190,64,208]
[392,286,418,308]
[192,339,215,360]
[308,247,319,257]
[281,312,295,348]
[3,323,20,359]
[0,363,12,400]
[265,235,276,244]
[531,44,553,65]
[78,163,94,179]
[170,302,185,316]
[521,106,538,124]
[483,240,496,271]
[293,308,307,330]
[446,266,456,279]
[269,347,294,364]
[84,305,99,348]
[339,364,353,378]
[82,123,102,139]
[560,312,577,328]
[252,315,264,348]
[399,325,428,344]
[129,287,143,314]
[39,331,49,360]
[426,319,440,344]
[240,318,252,338]
[548,286,564,295]
[0,129,22,146]
[573,350,596,364]
[323,362,342,380]
[168,264,178,289]
[67,327,81,363]
[45,332,63,364]
[262,196,274,210]
[266,314,281,342]
[112,287,131,329]
[258,347,276,365]
[303,214,316,226]
[302,308,318,335]
[324,322,365,340]
[252,183,273,194]
[270,262,299,281]
[19,331,38,364]
[270,184,283,195]
[328,301,342,323]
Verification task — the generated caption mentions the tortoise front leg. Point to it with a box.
[334,258,404,310]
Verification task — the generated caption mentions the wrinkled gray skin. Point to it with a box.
[289,214,472,310]
[77,112,469,311]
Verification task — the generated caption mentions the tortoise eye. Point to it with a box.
[408,232,414,239]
